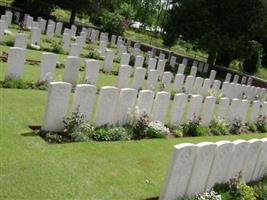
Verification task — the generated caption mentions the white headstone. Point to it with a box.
[173,74,185,92]
[243,139,263,182]
[39,52,57,83]
[151,91,170,122]
[193,77,204,94]
[120,53,130,65]
[132,67,146,90]
[186,142,217,196]
[63,56,80,85]
[62,33,71,52]
[159,143,197,200]
[184,75,195,94]
[14,33,27,48]
[41,82,72,132]
[148,58,157,70]
[190,66,197,77]
[103,49,114,72]
[117,65,132,88]
[136,90,155,116]
[216,97,230,120]
[201,96,216,126]
[201,79,212,96]
[170,56,176,67]
[157,59,166,78]
[95,86,119,126]
[134,55,144,68]
[30,27,41,45]
[249,100,260,123]
[170,93,187,125]
[206,141,234,190]
[72,84,97,121]
[226,140,249,180]
[162,72,173,88]
[5,47,26,80]
[116,88,138,125]
[225,73,232,82]
[147,69,159,90]
[46,24,55,38]
[186,95,203,121]
[233,74,239,83]
[209,70,216,83]
[177,64,185,74]
[84,59,100,85]
[69,43,82,57]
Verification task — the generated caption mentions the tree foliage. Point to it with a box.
[163,0,267,71]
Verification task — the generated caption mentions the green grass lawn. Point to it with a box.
[0,88,267,199]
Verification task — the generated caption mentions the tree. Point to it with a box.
[163,0,267,70]
[12,0,55,18]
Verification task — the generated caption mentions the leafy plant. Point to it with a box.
[229,117,246,135]
[183,115,206,137]
[195,190,221,200]
[2,79,28,89]
[63,109,85,133]
[100,11,125,35]
[44,132,63,144]
[87,50,102,60]
[91,126,129,141]
[248,123,257,133]
[174,126,183,138]
[69,124,95,142]
[106,127,130,141]
[144,121,170,138]
[209,118,229,136]
[229,172,256,200]
[50,40,65,54]
[256,115,267,133]
[132,112,150,139]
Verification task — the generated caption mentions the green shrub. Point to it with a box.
[195,190,221,200]
[50,41,65,54]
[92,126,130,141]
[2,79,29,89]
[174,127,183,138]
[70,124,95,142]
[209,118,229,136]
[256,115,267,133]
[92,126,110,141]
[183,115,206,137]
[144,121,170,138]
[243,40,263,74]
[229,117,246,135]
[248,123,257,133]
[45,132,63,144]
[229,172,256,200]
[100,11,125,36]
[87,50,102,60]
[132,112,150,139]
[253,177,267,200]
[63,110,85,133]
[107,127,130,141]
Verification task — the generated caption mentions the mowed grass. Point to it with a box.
[1,88,267,199]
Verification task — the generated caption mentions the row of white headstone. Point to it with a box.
[3,11,266,101]
[160,138,267,200]
[4,45,266,102]
[0,10,261,88]
[41,82,267,132]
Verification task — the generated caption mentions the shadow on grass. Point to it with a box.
[21,132,38,137]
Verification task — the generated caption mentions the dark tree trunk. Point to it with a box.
[69,7,76,27]
[216,52,231,68]
[207,51,217,67]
